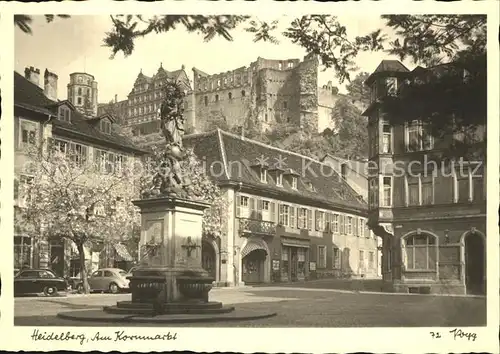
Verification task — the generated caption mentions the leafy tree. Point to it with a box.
[16,14,486,85]
[18,142,141,294]
[330,97,369,159]
[345,72,370,108]
[14,14,70,35]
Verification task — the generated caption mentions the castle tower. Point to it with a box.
[67,72,98,116]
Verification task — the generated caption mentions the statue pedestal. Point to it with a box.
[104,197,234,315]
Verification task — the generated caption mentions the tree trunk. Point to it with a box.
[77,242,90,294]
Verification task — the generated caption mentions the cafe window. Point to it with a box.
[403,233,437,270]
[14,236,32,269]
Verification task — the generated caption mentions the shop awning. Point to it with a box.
[114,243,134,262]
[281,237,310,248]
[241,240,268,258]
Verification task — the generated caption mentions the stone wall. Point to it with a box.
[193,56,315,133]
[297,55,319,133]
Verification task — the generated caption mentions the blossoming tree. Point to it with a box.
[18,142,141,294]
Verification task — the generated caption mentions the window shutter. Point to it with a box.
[249,197,256,218]
[270,202,276,222]
[278,204,284,225]
[290,206,295,228]
[315,210,320,231]
[256,198,263,220]
[340,215,344,234]
[235,195,241,217]
[307,209,312,231]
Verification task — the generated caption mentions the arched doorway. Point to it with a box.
[201,240,216,280]
[241,239,268,284]
[464,232,486,295]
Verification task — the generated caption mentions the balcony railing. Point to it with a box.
[238,218,276,236]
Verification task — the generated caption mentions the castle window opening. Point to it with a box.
[279,63,283,70]
[265,113,268,122]
[217,79,221,87]
[288,62,294,68]
[228,92,233,100]
[204,96,208,106]
[78,87,82,95]
[241,90,246,97]
[283,101,287,109]
[287,117,291,123]
[77,97,82,105]
[215,94,219,102]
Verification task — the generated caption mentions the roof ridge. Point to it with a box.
[216,128,230,179]
[219,129,326,165]
[184,129,219,139]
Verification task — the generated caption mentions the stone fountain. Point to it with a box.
[58,80,276,323]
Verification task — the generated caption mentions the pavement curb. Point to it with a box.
[57,309,277,324]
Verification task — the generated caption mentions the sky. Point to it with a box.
[15,15,415,103]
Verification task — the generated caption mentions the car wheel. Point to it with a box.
[43,286,58,297]
[109,282,119,294]
[76,283,85,294]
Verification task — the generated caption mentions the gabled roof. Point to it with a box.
[364,60,410,86]
[183,130,367,213]
[14,71,148,155]
[130,65,191,95]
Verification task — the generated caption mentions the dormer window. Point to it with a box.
[99,119,112,134]
[305,180,315,191]
[58,106,71,123]
[251,158,269,183]
[291,176,297,189]
[276,172,283,187]
[260,168,267,183]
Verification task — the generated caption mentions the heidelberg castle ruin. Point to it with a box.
[98,54,359,139]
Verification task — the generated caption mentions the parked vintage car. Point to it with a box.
[14,269,68,297]
[75,268,130,294]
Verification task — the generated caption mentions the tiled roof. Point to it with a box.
[365,60,410,86]
[14,71,148,154]
[184,130,367,213]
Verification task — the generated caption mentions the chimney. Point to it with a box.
[24,66,40,86]
[44,69,58,101]
[115,94,118,103]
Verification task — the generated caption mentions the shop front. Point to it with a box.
[280,237,310,282]
[14,235,33,272]
[241,238,270,284]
